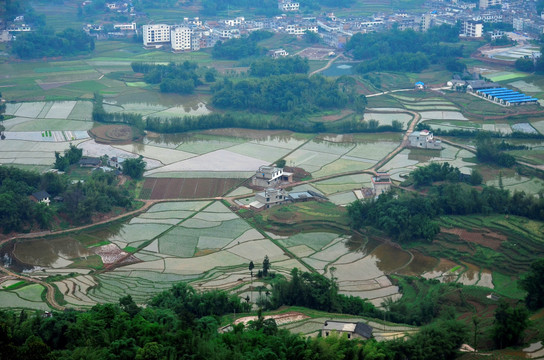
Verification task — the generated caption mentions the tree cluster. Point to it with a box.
[201,0,279,16]
[54,144,83,172]
[265,268,377,317]
[0,281,469,360]
[249,56,309,77]
[0,166,133,231]
[211,31,272,60]
[122,156,146,179]
[492,301,529,349]
[62,170,133,223]
[409,162,482,188]
[476,133,517,167]
[132,62,202,95]
[212,74,353,113]
[520,259,544,311]
[348,182,544,243]
[12,28,94,59]
[346,25,463,73]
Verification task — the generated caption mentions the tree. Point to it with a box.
[520,259,544,310]
[470,169,483,185]
[492,300,529,349]
[303,30,320,44]
[262,255,270,277]
[122,156,146,179]
[276,159,286,168]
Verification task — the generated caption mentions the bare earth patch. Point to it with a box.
[441,227,506,250]
[93,244,137,265]
[234,311,310,325]
[320,110,355,122]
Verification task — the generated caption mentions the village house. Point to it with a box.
[107,156,125,170]
[30,190,51,206]
[252,188,289,210]
[321,321,373,340]
[371,172,392,196]
[252,165,293,188]
[408,130,442,150]
[268,49,289,58]
[78,157,101,167]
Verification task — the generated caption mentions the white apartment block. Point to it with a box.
[286,24,318,35]
[114,22,136,31]
[479,0,501,10]
[462,21,483,38]
[143,24,171,46]
[279,1,299,12]
[171,26,192,51]
[224,17,245,27]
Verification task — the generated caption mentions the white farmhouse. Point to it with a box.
[408,130,442,150]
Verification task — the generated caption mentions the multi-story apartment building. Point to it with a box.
[113,23,136,31]
[462,20,483,38]
[143,24,170,46]
[171,26,192,51]
[479,0,501,10]
[279,1,299,12]
[286,24,318,35]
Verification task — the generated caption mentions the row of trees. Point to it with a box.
[0,281,469,360]
[12,28,94,59]
[417,123,544,139]
[348,181,544,243]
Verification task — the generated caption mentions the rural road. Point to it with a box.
[309,54,341,76]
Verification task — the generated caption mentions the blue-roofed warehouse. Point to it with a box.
[475,87,538,106]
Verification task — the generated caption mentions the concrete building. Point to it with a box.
[321,321,373,340]
[461,20,483,38]
[114,23,136,31]
[253,188,289,209]
[143,24,171,46]
[421,13,433,32]
[371,172,392,197]
[408,130,442,150]
[479,0,501,10]
[0,30,12,42]
[171,26,192,51]
[252,165,293,188]
[268,48,288,58]
[279,1,300,12]
[224,17,245,27]
[286,24,318,35]
[108,156,125,170]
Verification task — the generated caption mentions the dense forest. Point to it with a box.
[0,165,133,232]
[11,28,94,59]
[0,281,470,360]
[131,62,202,95]
[346,25,463,73]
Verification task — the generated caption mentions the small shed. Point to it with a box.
[322,321,373,340]
[31,190,51,206]
[415,81,425,90]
